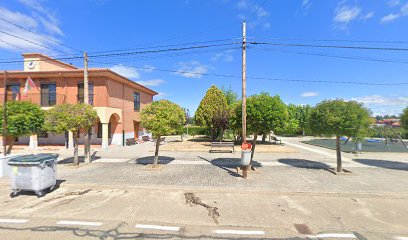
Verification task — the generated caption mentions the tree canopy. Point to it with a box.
[195,85,229,140]
[45,104,98,134]
[309,99,371,137]
[141,100,186,137]
[401,107,408,131]
[231,93,288,136]
[141,100,185,167]
[0,101,44,137]
[309,99,371,172]
[0,101,45,153]
[45,104,98,165]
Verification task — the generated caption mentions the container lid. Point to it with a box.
[8,154,58,165]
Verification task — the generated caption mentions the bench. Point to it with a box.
[270,136,282,145]
[210,141,235,153]
[125,138,136,146]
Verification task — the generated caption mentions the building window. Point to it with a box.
[134,92,140,111]
[97,122,111,138]
[6,84,20,101]
[78,83,94,105]
[41,83,56,106]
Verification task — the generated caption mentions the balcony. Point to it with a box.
[0,93,66,107]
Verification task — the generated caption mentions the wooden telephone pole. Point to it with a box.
[2,71,7,156]
[84,52,91,164]
[241,21,248,179]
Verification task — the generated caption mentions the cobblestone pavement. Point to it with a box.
[43,137,408,195]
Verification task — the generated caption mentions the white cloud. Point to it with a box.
[388,0,400,7]
[334,6,361,23]
[18,0,64,36]
[174,61,208,79]
[0,3,66,54]
[352,95,408,106]
[136,79,165,86]
[351,95,408,116]
[110,65,140,79]
[381,13,400,23]
[300,0,312,15]
[301,92,319,97]
[235,0,270,29]
[361,11,374,20]
[210,50,234,62]
[332,4,374,31]
[380,2,408,23]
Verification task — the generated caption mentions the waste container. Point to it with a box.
[241,149,252,166]
[8,154,58,198]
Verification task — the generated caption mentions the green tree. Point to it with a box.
[0,101,45,154]
[231,93,288,161]
[45,104,98,165]
[401,107,408,131]
[309,99,371,172]
[195,85,229,141]
[284,104,312,136]
[141,100,186,167]
[221,86,239,107]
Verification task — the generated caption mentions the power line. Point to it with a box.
[0,17,82,53]
[0,30,71,55]
[87,38,240,54]
[87,42,239,58]
[0,42,238,64]
[88,62,408,86]
[0,38,31,53]
[255,37,408,45]
[250,41,408,52]
[257,47,408,64]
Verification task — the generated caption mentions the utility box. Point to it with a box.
[8,154,58,198]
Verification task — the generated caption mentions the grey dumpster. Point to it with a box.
[8,154,58,198]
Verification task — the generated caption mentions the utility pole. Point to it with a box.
[84,52,91,164]
[2,71,7,156]
[241,21,248,179]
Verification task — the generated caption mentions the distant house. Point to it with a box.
[0,53,157,149]
[375,118,401,128]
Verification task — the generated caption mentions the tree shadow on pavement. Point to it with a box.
[278,158,330,170]
[134,156,175,165]
[353,159,408,171]
[197,156,262,178]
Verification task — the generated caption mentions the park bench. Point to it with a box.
[210,141,235,153]
[125,138,136,146]
[270,136,282,145]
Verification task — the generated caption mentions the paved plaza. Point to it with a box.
[0,137,407,239]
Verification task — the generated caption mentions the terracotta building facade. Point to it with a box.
[0,53,157,149]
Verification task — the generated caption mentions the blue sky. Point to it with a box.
[1,0,408,116]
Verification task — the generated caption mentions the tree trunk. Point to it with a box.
[6,138,14,154]
[302,129,305,137]
[250,133,258,162]
[336,135,342,172]
[153,135,161,168]
[73,132,79,166]
[261,133,266,143]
